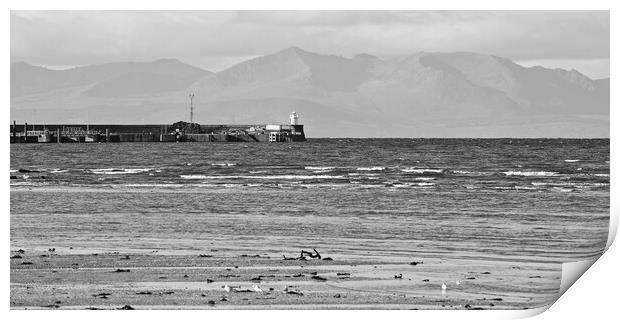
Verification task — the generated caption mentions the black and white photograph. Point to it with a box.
[8,7,612,313]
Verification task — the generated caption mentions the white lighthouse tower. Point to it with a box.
[290,112,299,125]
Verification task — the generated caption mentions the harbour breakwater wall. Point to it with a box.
[9,123,306,143]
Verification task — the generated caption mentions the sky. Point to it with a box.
[10,10,610,79]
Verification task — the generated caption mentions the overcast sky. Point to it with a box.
[11,10,610,79]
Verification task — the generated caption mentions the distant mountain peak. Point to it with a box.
[354,53,381,61]
[152,58,185,65]
[11,61,46,71]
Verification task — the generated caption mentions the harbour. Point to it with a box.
[9,112,306,143]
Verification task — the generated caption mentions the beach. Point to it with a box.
[11,248,560,309]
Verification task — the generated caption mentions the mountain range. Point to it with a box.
[10,47,609,137]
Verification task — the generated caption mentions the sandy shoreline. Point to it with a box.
[10,248,560,310]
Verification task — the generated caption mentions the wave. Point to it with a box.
[180,175,209,179]
[593,173,610,177]
[401,168,443,174]
[304,166,336,171]
[515,186,538,190]
[416,182,435,187]
[413,177,435,181]
[10,181,49,186]
[534,180,608,186]
[502,171,558,177]
[451,170,491,176]
[564,159,580,163]
[356,166,386,171]
[123,183,185,188]
[49,169,68,173]
[90,168,154,175]
[211,163,237,167]
[180,174,346,180]
[452,170,472,174]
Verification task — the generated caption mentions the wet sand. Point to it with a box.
[10,249,560,310]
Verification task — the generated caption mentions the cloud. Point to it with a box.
[11,10,610,76]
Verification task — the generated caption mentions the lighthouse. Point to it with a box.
[290,112,299,125]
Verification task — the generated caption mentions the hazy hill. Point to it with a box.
[11,59,210,97]
[10,47,609,137]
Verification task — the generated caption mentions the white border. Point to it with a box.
[3,1,616,320]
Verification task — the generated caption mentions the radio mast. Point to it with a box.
[189,93,195,123]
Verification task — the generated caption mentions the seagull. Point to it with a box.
[252,285,263,293]
[224,284,231,293]
[282,285,290,293]
[441,283,447,292]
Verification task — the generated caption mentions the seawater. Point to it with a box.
[10,139,609,263]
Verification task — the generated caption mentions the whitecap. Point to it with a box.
[413,177,435,181]
[564,159,580,163]
[452,170,472,174]
[180,175,209,179]
[357,166,386,171]
[90,168,153,175]
[416,182,435,187]
[180,174,346,180]
[211,163,237,167]
[515,186,537,190]
[304,166,335,171]
[124,184,184,188]
[402,168,443,174]
[502,171,558,177]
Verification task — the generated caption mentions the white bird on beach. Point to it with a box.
[282,285,290,292]
[441,283,447,292]
[252,285,263,293]
[224,284,231,293]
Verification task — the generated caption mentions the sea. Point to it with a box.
[10,139,610,264]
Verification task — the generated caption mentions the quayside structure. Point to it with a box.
[10,112,306,143]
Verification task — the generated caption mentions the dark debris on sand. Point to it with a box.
[117,305,135,310]
[311,275,327,281]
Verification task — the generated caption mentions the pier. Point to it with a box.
[10,122,306,143]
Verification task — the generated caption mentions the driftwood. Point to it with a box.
[283,248,323,261]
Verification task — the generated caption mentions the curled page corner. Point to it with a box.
[606,207,618,250]
[559,256,600,296]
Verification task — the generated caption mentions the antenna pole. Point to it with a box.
[189,93,195,123]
